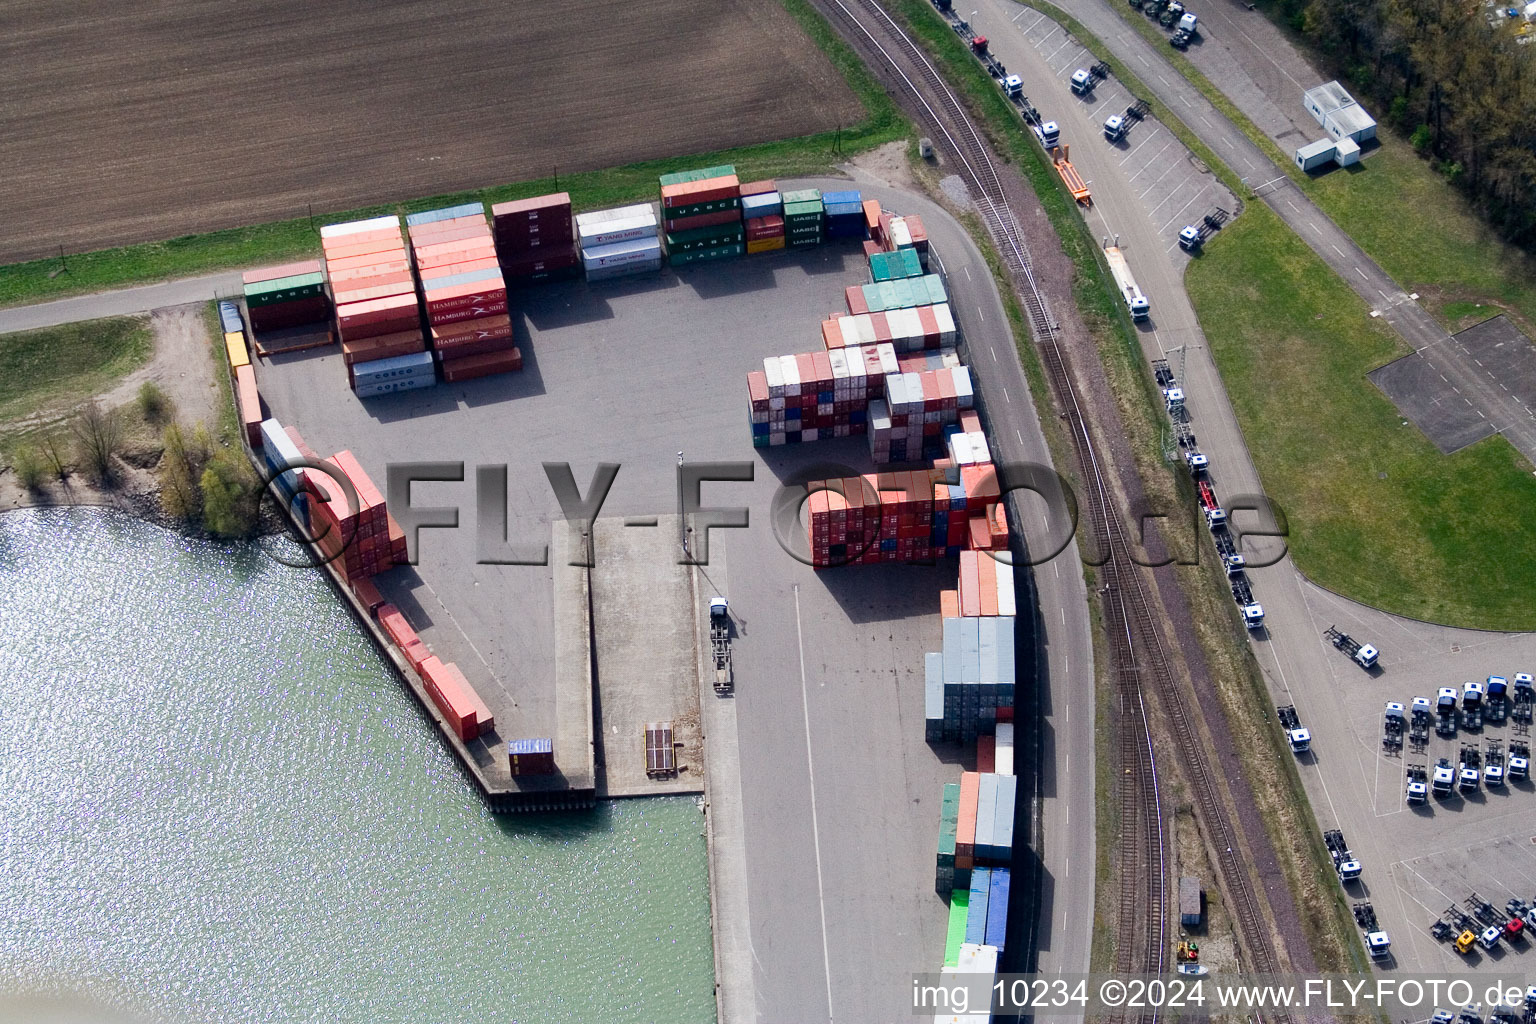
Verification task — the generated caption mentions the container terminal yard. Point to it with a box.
[9,0,1536,1019]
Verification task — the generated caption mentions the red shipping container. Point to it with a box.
[661,175,740,207]
[424,278,508,314]
[342,334,425,368]
[434,334,517,360]
[336,292,419,328]
[956,771,980,866]
[845,286,869,316]
[243,259,323,285]
[325,248,409,273]
[234,363,263,447]
[491,193,572,219]
[414,237,497,266]
[441,347,522,381]
[324,234,408,264]
[332,277,416,307]
[905,214,929,250]
[329,260,412,286]
[440,660,495,736]
[409,223,490,249]
[494,227,575,252]
[417,656,479,742]
[429,298,508,326]
[499,248,581,275]
[977,734,996,773]
[338,316,421,345]
[745,214,784,237]
[283,425,318,461]
[401,638,431,672]
[320,225,401,249]
[746,371,768,406]
[738,179,777,197]
[862,239,882,259]
[979,551,999,616]
[248,295,331,332]
[959,550,980,616]
[330,450,386,512]
[997,706,1014,723]
[351,577,385,614]
[418,256,501,282]
[664,209,741,232]
[431,313,512,344]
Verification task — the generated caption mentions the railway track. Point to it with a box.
[815,0,1291,1012]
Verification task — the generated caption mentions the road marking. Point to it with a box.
[977,306,984,322]
[1003,387,1010,402]
[1159,191,1206,234]
[1354,267,1368,281]
[1200,115,1213,128]
[1046,39,1072,62]
[991,347,997,362]
[1119,128,1165,167]
[1012,8,1027,21]
[1061,608,1066,624]
[793,584,837,1024]
[964,264,971,282]
[1179,94,1191,108]
[1017,429,1024,445]
[1331,244,1344,257]
[1285,199,1299,212]
[1138,54,1149,67]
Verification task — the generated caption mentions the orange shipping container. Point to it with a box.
[940,589,960,619]
[234,364,262,447]
[956,771,980,868]
[352,577,385,614]
[979,552,999,617]
[959,550,980,617]
[243,260,323,285]
[329,260,412,286]
[440,660,495,736]
[418,656,480,742]
[325,248,409,273]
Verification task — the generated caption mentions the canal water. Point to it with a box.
[0,507,716,1024]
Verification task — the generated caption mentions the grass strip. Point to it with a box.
[0,317,151,428]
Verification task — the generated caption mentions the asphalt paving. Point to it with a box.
[0,272,242,332]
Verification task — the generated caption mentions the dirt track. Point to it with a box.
[0,0,861,264]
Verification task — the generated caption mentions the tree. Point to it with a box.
[200,450,259,537]
[158,422,201,522]
[70,401,123,483]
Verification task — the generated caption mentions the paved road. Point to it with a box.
[982,0,1536,973]
[0,272,242,333]
[1034,0,1536,466]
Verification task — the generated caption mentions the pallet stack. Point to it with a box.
[406,204,520,383]
[492,192,579,286]
[781,188,825,249]
[242,261,331,333]
[301,449,407,583]
[821,189,866,239]
[577,203,662,281]
[745,343,898,447]
[321,216,430,395]
[660,166,745,266]
[741,181,784,254]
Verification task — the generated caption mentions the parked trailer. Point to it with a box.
[1277,705,1309,752]
[1053,145,1091,204]
[710,597,733,693]
[1102,241,1150,320]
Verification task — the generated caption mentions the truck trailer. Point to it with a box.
[1103,241,1150,320]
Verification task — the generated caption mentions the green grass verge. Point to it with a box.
[1188,203,1536,629]
[1105,0,1536,335]
[0,316,152,428]
[201,301,242,446]
[0,0,906,311]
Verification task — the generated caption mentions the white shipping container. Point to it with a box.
[952,366,975,408]
[581,238,662,269]
[764,355,784,393]
[575,202,656,227]
[321,214,399,239]
[995,722,1015,777]
[355,375,437,399]
[578,215,660,249]
[995,559,1016,617]
[585,258,662,282]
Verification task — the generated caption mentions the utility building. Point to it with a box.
[1303,81,1377,144]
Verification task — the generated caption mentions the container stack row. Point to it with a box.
[845,273,948,315]
[821,303,957,353]
[319,216,431,397]
[781,188,826,249]
[578,203,662,281]
[927,615,1017,743]
[300,449,406,582]
[821,189,865,239]
[660,166,745,267]
[741,181,785,254]
[868,364,975,464]
[242,260,331,334]
[880,211,931,270]
[405,204,521,383]
[492,192,579,286]
[218,299,264,447]
[745,343,899,446]
[805,461,1001,567]
[375,603,496,744]
[869,247,925,282]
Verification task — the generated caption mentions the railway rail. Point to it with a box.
[814,0,1290,1012]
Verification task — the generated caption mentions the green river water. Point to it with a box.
[0,507,716,1024]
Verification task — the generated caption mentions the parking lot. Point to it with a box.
[974,0,1237,260]
[1278,577,1536,974]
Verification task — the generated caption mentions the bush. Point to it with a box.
[137,380,171,423]
[69,400,123,483]
[200,449,259,537]
[1410,124,1433,154]
[12,448,47,492]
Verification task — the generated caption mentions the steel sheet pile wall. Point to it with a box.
[242,260,331,333]
[492,192,579,285]
[577,202,662,281]
[320,216,433,398]
[740,180,785,254]
[660,165,745,267]
[821,189,865,239]
[745,343,898,445]
[780,188,826,249]
[218,300,264,446]
[406,203,521,383]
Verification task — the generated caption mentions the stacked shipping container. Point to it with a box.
[867,364,975,464]
[218,299,264,447]
[300,449,407,582]
[492,192,579,285]
[242,260,331,333]
[845,273,948,315]
[660,166,745,266]
[821,189,865,239]
[744,343,898,446]
[881,212,931,270]
[508,738,555,775]
[406,204,521,382]
[740,180,785,254]
[821,303,957,353]
[927,614,1017,742]
[869,247,924,282]
[320,216,432,397]
[577,203,662,281]
[780,188,825,249]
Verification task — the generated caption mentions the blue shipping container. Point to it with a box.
[992,774,1018,862]
[942,618,962,683]
[966,867,991,945]
[985,868,1010,950]
[406,202,484,227]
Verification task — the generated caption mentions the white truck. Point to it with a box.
[1103,242,1150,320]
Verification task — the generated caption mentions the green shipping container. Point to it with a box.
[870,248,924,282]
[944,889,970,967]
[664,197,742,221]
[780,188,823,204]
[659,164,737,188]
[937,782,960,869]
[244,272,327,306]
[782,200,825,219]
[666,228,744,254]
[668,243,744,266]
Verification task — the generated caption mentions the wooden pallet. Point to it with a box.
[645,721,676,777]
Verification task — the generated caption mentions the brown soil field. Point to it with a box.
[0,0,862,264]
